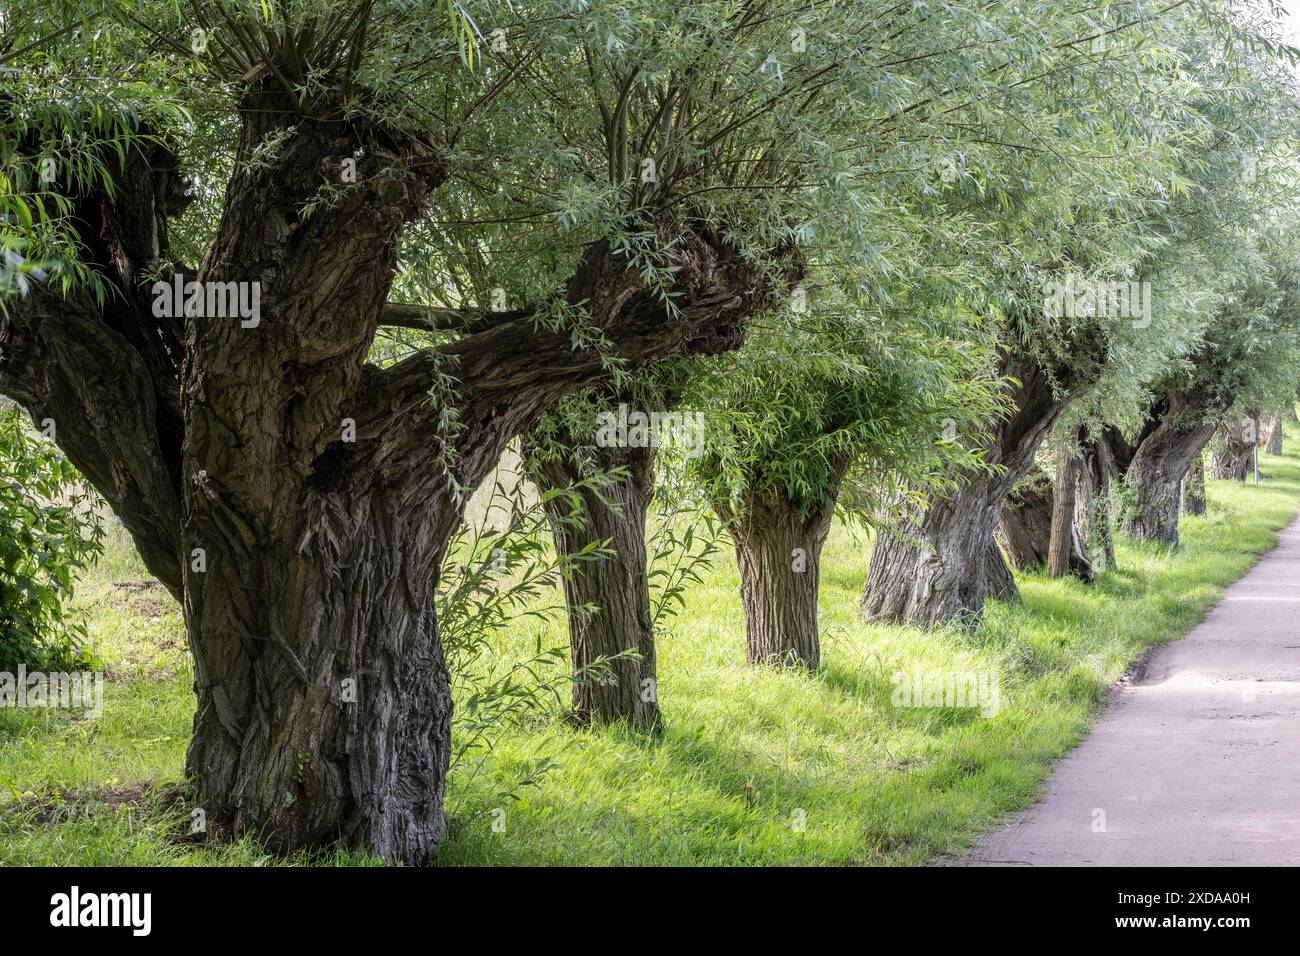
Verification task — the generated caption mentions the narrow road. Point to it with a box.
[971,517,1300,866]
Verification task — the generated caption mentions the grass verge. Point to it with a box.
[2,441,1298,865]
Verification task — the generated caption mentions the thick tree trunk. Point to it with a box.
[1,98,785,862]
[1208,415,1257,481]
[1123,390,1217,545]
[722,481,841,669]
[1075,434,1117,572]
[183,495,454,861]
[861,349,1084,626]
[528,441,660,731]
[1264,413,1284,456]
[1183,450,1207,516]
[861,483,1009,627]
[1047,453,1078,577]
[998,476,1053,569]
[174,90,455,861]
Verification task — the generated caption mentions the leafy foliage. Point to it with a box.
[686,293,1009,525]
[1,2,190,307]
[438,466,632,803]
[0,404,102,672]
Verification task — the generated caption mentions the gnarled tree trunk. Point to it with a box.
[1123,389,1217,545]
[528,440,661,731]
[861,349,1081,627]
[1263,413,1284,456]
[1208,414,1257,482]
[998,476,1053,569]
[0,140,188,600]
[183,492,456,860]
[0,103,782,862]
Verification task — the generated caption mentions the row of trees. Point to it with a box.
[1,0,1297,863]
[523,2,1300,713]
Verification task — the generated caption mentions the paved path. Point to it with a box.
[970,517,1300,866]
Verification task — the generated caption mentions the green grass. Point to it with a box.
[3,440,1299,866]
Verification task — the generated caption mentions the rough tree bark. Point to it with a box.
[0,141,188,600]
[0,99,783,861]
[1207,414,1258,482]
[985,542,1019,602]
[860,347,1085,626]
[1122,389,1217,545]
[527,438,661,731]
[1263,412,1284,456]
[998,474,1053,569]
[1183,450,1207,516]
[1075,434,1117,573]
[1046,450,1093,581]
[715,464,849,669]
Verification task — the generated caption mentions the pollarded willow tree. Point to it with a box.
[408,0,952,732]
[1124,228,1300,540]
[485,0,1125,724]
[687,293,1005,669]
[1110,42,1300,541]
[520,366,693,732]
[0,0,837,863]
[1206,416,1260,480]
[859,202,1192,625]
[510,0,1203,718]
[859,0,1293,626]
[1001,22,1300,558]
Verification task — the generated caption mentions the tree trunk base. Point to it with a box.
[726,490,836,670]
[1124,392,1217,545]
[986,542,1020,603]
[530,441,662,732]
[861,510,1011,629]
[185,592,452,865]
